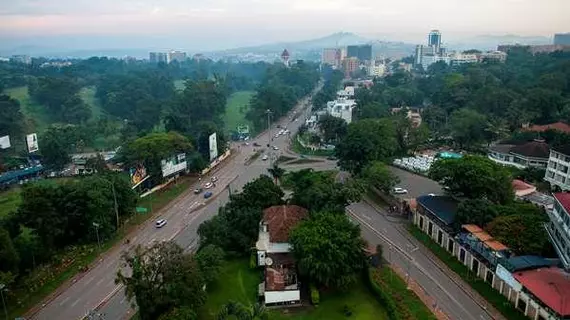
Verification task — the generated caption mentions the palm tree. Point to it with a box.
[267,164,285,185]
[217,301,267,320]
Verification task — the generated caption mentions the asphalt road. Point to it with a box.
[29,86,322,320]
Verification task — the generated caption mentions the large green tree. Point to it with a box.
[429,155,513,204]
[449,108,488,149]
[361,161,400,194]
[289,212,367,288]
[318,114,348,144]
[0,95,23,139]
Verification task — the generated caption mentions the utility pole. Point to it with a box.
[266,109,273,166]
[111,183,119,231]
[93,222,101,250]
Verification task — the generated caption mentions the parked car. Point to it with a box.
[253,142,261,147]
[193,187,203,194]
[272,146,279,150]
[211,176,218,182]
[262,155,269,161]
[393,187,408,194]
[155,219,167,228]
[204,191,213,199]
[204,182,213,189]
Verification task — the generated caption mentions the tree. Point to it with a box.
[429,155,513,204]
[454,199,498,230]
[158,307,197,320]
[335,119,398,174]
[318,114,347,143]
[267,164,285,185]
[116,241,206,320]
[486,213,551,256]
[217,301,267,320]
[0,227,19,275]
[0,95,23,139]
[361,161,400,194]
[449,108,487,149]
[194,244,225,285]
[289,212,367,288]
[13,225,41,271]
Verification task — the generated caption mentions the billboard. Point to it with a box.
[0,135,10,149]
[209,133,218,161]
[161,153,187,177]
[129,164,149,188]
[26,133,39,153]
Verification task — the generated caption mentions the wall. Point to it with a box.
[264,290,301,304]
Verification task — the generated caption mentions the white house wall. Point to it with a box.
[264,290,301,304]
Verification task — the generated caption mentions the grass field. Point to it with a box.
[201,259,389,320]
[5,86,51,132]
[224,91,255,134]
[78,86,104,119]
[0,187,21,220]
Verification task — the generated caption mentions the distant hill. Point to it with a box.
[448,34,552,51]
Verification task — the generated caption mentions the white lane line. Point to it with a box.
[59,296,70,306]
[84,276,95,286]
[71,298,81,307]
[120,295,128,304]
[95,278,105,287]
[362,214,372,221]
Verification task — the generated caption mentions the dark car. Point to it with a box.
[253,142,261,147]
[193,187,203,194]
[204,191,213,199]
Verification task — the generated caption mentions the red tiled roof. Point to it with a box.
[462,224,509,251]
[514,267,570,316]
[524,122,570,134]
[263,205,308,243]
[554,193,570,215]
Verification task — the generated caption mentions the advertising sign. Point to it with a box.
[161,153,187,177]
[26,133,39,153]
[0,135,10,149]
[495,264,522,292]
[129,164,149,188]
[209,133,218,161]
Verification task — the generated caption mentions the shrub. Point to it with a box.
[249,253,257,269]
[364,268,400,320]
[310,283,320,306]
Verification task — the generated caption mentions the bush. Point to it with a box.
[310,283,320,306]
[364,269,400,320]
[249,253,257,269]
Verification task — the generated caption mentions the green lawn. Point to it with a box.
[201,259,388,320]
[78,86,104,119]
[223,91,255,134]
[5,86,51,132]
[0,187,21,220]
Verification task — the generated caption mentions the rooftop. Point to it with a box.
[505,255,555,272]
[553,144,570,157]
[512,179,537,197]
[263,205,308,243]
[524,122,570,134]
[490,140,550,159]
[416,195,459,226]
[462,224,509,251]
[514,267,570,316]
[554,193,570,215]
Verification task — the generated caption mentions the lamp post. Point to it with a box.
[406,245,419,288]
[92,222,101,249]
[0,283,7,320]
[266,109,273,166]
[100,177,119,231]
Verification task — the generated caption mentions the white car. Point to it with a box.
[204,182,213,189]
[272,146,279,150]
[155,219,167,228]
[262,155,269,161]
[393,187,408,194]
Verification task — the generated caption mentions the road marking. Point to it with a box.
[84,276,95,286]
[95,278,105,287]
[362,213,372,221]
[59,296,70,306]
[71,298,81,307]
[120,295,128,304]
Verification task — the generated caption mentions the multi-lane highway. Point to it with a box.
[28,87,321,320]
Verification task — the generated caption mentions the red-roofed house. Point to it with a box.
[545,193,570,270]
[513,267,570,319]
[256,205,308,306]
[523,122,570,134]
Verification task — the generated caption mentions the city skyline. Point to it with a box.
[1,0,569,52]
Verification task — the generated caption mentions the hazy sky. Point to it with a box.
[1,0,569,50]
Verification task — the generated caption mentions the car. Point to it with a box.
[262,155,269,161]
[204,182,213,189]
[272,146,279,150]
[253,142,261,147]
[284,129,290,134]
[193,187,203,194]
[204,191,213,199]
[274,134,279,138]
[155,219,167,228]
[211,176,218,182]
[393,187,408,194]
[428,193,436,196]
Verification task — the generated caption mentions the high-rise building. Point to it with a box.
[414,45,423,66]
[167,51,187,63]
[346,45,372,62]
[322,48,341,67]
[281,49,290,67]
[554,33,570,45]
[346,45,360,59]
[428,30,442,52]
[342,57,359,78]
[149,52,167,63]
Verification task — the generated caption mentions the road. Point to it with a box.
[29,85,322,320]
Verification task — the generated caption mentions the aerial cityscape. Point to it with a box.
[1,1,570,320]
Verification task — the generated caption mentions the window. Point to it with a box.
[517,298,527,313]
[472,259,479,274]
[459,249,466,264]
[447,239,454,253]
[437,230,443,245]
[419,216,424,229]
[486,270,494,283]
[428,222,433,236]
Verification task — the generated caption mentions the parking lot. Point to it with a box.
[389,166,442,199]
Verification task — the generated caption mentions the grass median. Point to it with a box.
[13,176,196,319]
[408,225,528,320]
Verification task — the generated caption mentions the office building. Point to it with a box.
[346,45,372,62]
[167,51,187,63]
[554,33,570,45]
[545,145,570,191]
[428,30,442,52]
[479,51,508,63]
[545,192,570,269]
[326,98,357,124]
[342,57,359,77]
[488,139,550,169]
[449,53,478,66]
[149,52,167,63]
[368,64,386,77]
[420,55,450,71]
[414,45,423,65]
[322,48,341,67]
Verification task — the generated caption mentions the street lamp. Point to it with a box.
[406,244,419,288]
[266,109,273,166]
[0,283,7,320]
[92,222,101,249]
[100,177,119,231]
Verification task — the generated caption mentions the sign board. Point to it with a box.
[161,153,187,177]
[26,133,39,153]
[237,125,250,135]
[495,264,522,292]
[209,133,218,161]
[0,135,10,149]
[129,164,149,188]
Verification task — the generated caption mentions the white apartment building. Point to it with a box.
[326,98,357,124]
[421,55,451,71]
[545,193,570,269]
[450,53,478,66]
[167,51,187,63]
[368,64,386,77]
[545,146,570,191]
[336,86,355,99]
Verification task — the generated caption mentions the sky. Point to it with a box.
[0,0,569,51]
